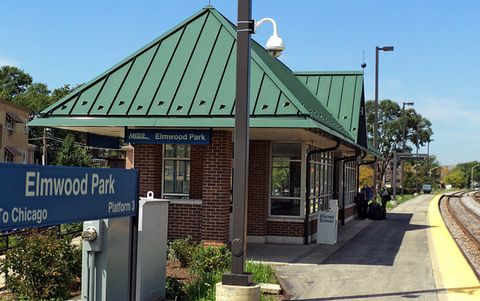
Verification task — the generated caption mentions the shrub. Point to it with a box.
[169,236,198,268]
[166,276,186,300]
[188,245,231,279]
[1,230,81,300]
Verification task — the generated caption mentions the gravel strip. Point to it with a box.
[440,195,480,278]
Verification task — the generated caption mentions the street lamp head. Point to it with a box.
[381,46,394,52]
[255,18,285,58]
[404,102,414,106]
[265,34,285,58]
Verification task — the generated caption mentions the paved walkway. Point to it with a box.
[250,195,446,300]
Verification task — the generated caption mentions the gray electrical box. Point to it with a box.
[81,217,133,301]
[136,193,169,301]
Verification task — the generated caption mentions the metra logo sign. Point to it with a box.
[125,129,211,145]
[128,132,150,140]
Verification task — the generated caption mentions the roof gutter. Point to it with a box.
[304,141,340,245]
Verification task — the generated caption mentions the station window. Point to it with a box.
[308,146,334,214]
[270,143,302,216]
[344,161,357,206]
[163,144,190,198]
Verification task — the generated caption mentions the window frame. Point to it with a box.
[4,149,14,163]
[343,160,357,207]
[307,148,334,214]
[268,142,306,218]
[5,114,14,131]
[161,144,191,199]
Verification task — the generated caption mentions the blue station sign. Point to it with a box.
[0,163,138,231]
[125,129,211,145]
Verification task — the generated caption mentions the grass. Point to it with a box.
[386,194,414,209]
[246,261,278,284]
[183,261,279,301]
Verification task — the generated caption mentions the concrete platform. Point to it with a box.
[247,194,480,300]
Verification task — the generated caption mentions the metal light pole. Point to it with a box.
[374,46,394,196]
[222,0,253,286]
[471,164,480,189]
[401,101,413,196]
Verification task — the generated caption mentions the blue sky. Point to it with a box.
[1,0,479,165]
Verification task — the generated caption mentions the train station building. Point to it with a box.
[29,6,378,245]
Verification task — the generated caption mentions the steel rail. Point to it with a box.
[442,191,480,279]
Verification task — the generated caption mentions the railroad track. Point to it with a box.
[441,191,480,278]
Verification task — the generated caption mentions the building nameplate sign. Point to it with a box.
[0,163,138,231]
[125,129,211,145]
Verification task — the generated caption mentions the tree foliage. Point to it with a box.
[359,165,374,187]
[54,133,92,167]
[402,156,441,191]
[0,66,33,100]
[444,161,480,188]
[366,99,433,188]
[444,169,467,188]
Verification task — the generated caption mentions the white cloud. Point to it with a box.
[0,55,19,67]
[415,96,480,128]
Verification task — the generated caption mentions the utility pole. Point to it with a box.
[42,127,48,165]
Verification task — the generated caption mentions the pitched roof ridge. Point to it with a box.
[207,9,353,140]
[42,7,211,115]
[295,71,364,75]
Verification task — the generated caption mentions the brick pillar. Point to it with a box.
[133,144,162,197]
[247,140,270,237]
[189,145,205,199]
[201,130,232,244]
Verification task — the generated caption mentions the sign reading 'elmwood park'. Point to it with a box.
[125,129,211,145]
[0,163,138,231]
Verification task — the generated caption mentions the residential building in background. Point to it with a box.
[0,99,34,163]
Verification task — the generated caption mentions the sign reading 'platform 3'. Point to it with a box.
[125,129,211,145]
[0,163,138,231]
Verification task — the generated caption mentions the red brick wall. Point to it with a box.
[168,203,202,241]
[201,130,232,244]
[134,144,162,197]
[190,145,205,200]
[344,204,358,220]
[267,221,303,237]
[247,141,270,237]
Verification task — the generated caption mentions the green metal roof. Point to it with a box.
[295,71,367,147]
[31,6,354,143]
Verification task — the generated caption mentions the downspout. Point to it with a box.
[341,150,360,225]
[304,141,340,245]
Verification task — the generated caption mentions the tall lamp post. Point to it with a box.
[374,46,394,196]
[223,0,285,287]
[401,101,414,196]
[471,164,480,189]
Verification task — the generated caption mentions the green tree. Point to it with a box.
[402,156,441,192]
[444,169,467,188]
[0,66,33,100]
[54,133,92,167]
[14,82,53,113]
[366,99,433,188]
